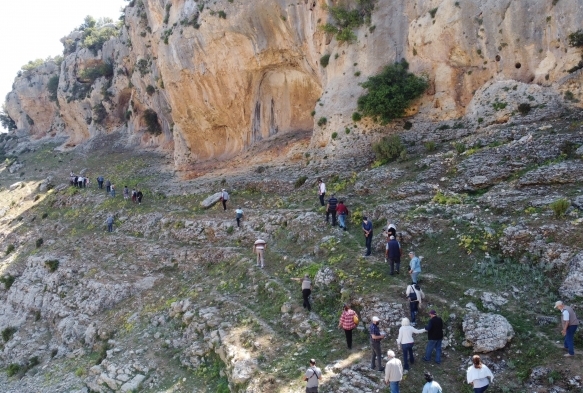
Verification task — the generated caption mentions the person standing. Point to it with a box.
[386,235,402,275]
[253,239,267,268]
[362,217,373,256]
[387,222,397,239]
[405,283,424,325]
[136,189,143,204]
[123,186,129,200]
[105,179,111,193]
[422,372,443,393]
[384,350,403,393]
[466,355,494,393]
[395,317,425,374]
[408,251,422,284]
[301,274,312,311]
[338,304,357,349]
[220,189,229,210]
[423,310,444,364]
[336,200,349,231]
[555,300,579,356]
[131,188,137,203]
[105,214,114,233]
[369,316,386,371]
[303,359,322,393]
[97,175,104,189]
[110,184,116,197]
[235,207,244,228]
[317,178,326,206]
[326,194,338,226]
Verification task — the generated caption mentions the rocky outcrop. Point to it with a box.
[559,252,583,299]
[462,311,514,352]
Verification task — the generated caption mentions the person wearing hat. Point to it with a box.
[338,303,358,349]
[408,251,421,284]
[423,310,444,364]
[362,216,373,257]
[422,372,443,393]
[555,300,579,356]
[220,189,229,210]
[369,316,386,371]
[386,235,402,275]
[303,358,322,393]
[384,350,403,393]
[326,193,338,226]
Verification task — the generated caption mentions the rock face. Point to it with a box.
[4,0,583,167]
[462,312,514,352]
[559,252,583,299]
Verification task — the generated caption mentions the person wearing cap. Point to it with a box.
[384,350,403,393]
[326,193,338,226]
[338,304,357,349]
[369,316,386,371]
[362,216,373,257]
[317,178,326,206]
[423,310,444,364]
[555,300,579,356]
[220,189,229,210]
[408,251,421,284]
[253,238,267,268]
[422,372,443,393]
[303,358,322,392]
[396,317,426,373]
[386,235,402,275]
[301,274,312,311]
[405,283,425,325]
[466,354,494,393]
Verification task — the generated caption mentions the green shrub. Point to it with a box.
[403,121,413,130]
[226,226,234,234]
[352,112,362,122]
[93,103,107,124]
[317,117,327,127]
[6,363,20,377]
[331,132,338,139]
[424,141,436,152]
[26,115,34,125]
[372,135,405,163]
[5,244,15,255]
[136,59,150,76]
[164,3,172,24]
[80,16,119,55]
[433,191,461,205]
[492,101,508,111]
[564,91,576,101]
[143,109,162,135]
[2,327,17,342]
[568,30,583,47]
[517,103,531,115]
[550,199,570,218]
[320,54,331,68]
[217,11,227,19]
[0,111,17,131]
[319,1,374,44]
[75,367,86,377]
[47,75,60,102]
[35,238,44,248]
[345,127,350,134]
[294,176,307,188]
[429,8,438,18]
[79,62,113,82]
[310,110,316,117]
[146,85,156,95]
[21,59,45,71]
[477,117,484,124]
[0,275,16,290]
[357,60,428,124]
[354,71,361,76]
[45,260,60,272]
[454,142,466,154]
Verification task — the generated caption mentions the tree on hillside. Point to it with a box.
[0,110,17,131]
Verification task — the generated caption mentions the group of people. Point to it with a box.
[69,172,89,188]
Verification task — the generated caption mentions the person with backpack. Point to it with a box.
[337,200,349,231]
[326,194,338,226]
[338,303,358,349]
[97,175,104,189]
[235,207,244,228]
[136,189,143,204]
[386,235,402,275]
[405,283,425,325]
[303,359,322,393]
[220,189,229,210]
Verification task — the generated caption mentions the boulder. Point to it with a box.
[559,252,583,299]
[201,192,223,209]
[462,312,514,352]
[120,374,146,392]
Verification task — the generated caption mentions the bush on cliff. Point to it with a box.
[357,60,428,124]
[0,111,17,131]
[47,75,60,102]
[143,109,162,135]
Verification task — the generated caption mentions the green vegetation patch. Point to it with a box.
[320,0,375,43]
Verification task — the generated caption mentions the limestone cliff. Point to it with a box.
[4,0,583,167]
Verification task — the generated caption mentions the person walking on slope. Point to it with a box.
[131,188,137,203]
[105,179,111,193]
[466,355,494,393]
[405,283,425,325]
[386,235,402,275]
[423,310,444,364]
[220,189,229,210]
[408,251,422,284]
[253,238,267,268]
[369,316,386,371]
[136,189,143,204]
[422,372,443,393]
[362,216,373,257]
[110,184,116,197]
[396,317,425,374]
[336,200,349,231]
[317,178,326,206]
[384,350,403,393]
[301,274,312,311]
[123,186,129,200]
[326,194,338,226]
[104,214,114,233]
[555,300,579,356]
[338,303,357,349]
[235,207,244,228]
[97,175,104,189]
[303,359,322,393]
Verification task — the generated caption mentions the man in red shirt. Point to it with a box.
[337,200,349,231]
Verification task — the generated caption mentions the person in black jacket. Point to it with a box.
[326,194,338,226]
[423,310,444,364]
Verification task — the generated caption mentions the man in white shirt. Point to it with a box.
[384,350,403,393]
[317,178,326,206]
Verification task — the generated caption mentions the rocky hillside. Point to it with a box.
[4,0,583,169]
[1,102,583,392]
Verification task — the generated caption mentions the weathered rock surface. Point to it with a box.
[462,312,514,352]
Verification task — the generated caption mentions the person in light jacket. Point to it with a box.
[395,317,425,373]
[466,355,494,393]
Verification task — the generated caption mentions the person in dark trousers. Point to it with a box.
[131,188,137,203]
[301,274,312,311]
[105,180,111,193]
[317,178,326,206]
[97,176,104,189]
[405,283,424,326]
[220,189,229,210]
[235,207,244,228]
[326,194,338,226]
[555,300,579,356]
[385,235,402,275]
[105,214,114,232]
[338,303,357,349]
[337,200,349,231]
[423,310,444,364]
[136,189,143,204]
[304,359,322,393]
[369,316,386,371]
[362,216,373,256]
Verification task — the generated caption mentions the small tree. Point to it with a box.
[372,135,405,163]
[47,75,60,102]
[143,109,162,135]
[0,111,17,131]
